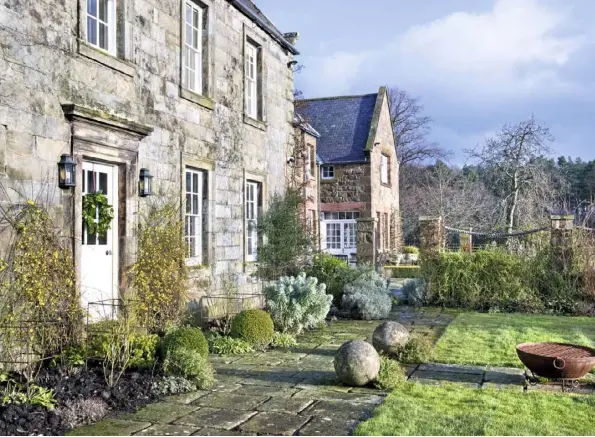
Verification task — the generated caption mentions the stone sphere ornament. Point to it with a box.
[372,321,410,355]
[334,340,380,386]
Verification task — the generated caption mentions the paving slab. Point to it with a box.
[194,392,270,411]
[292,389,383,405]
[233,385,299,398]
[239,412,311,436]
[257,396,315,413]
[296,416,359,436]
[173,408,257,430]
[164,391,211,405]
[68,419,152,436]
[119,402,199,424]
[302,400,375,420]
[410,369,484,384]
[418,363,485,375]
[134,424,198,436]
[484,369,526,385]
[191,428,255,436]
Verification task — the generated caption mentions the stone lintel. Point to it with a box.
[61,103,154,138]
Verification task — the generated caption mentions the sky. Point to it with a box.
[256,0,595,164]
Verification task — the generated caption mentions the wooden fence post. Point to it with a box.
[550,212,574,272]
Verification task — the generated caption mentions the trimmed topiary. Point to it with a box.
[161,326,209,359]
[230,309,274,350]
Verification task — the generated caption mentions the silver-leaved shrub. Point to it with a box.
[264,273,333,335]
[341,268,392,320]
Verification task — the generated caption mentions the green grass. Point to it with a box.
[434,312,595,367]
[356,382,595,436]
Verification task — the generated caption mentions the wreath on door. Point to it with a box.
[82,192,114,236]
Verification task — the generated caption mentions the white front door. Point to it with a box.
[80,161,119,320]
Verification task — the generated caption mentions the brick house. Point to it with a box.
[0,0,298,312]
[296,87,401,262]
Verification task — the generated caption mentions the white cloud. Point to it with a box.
[298,0,584,100]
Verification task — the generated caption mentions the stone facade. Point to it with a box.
[0,0,297,303]
[320,164,370,209]
[291,120,320,248]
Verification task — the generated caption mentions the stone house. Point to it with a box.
[296,87,401,263]
[0,0,299,313]
[290,113,321,248]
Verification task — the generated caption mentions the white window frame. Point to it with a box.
[86,0,117,55]
[246,181,259,262]
[182,0,204,93]
[245,41,258,119]
[185,168,204,265]
[381,154,389,184]
[321,165,335,180]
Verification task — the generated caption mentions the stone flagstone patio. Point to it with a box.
[70,306,592,436]
[70,307,457,436]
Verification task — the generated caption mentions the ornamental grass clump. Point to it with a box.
[130,199,187,333]
[264,273,333,335]
[230,309,274,350]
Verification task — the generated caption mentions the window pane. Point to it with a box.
[87,17,97,44]
[192,172,199,193]
[87,171,95,193]
[99,23,108,49]
[193,8,199,28]
[99,172,108,195]
[192,27,198,49]
[185,171,191,192]
[186,193,191,213]
[192,194,199,214]
[98,0,108,21]
[87,228,97,245]
[186,4,192,24]
[185,24,192,46]
[87,0,97,16]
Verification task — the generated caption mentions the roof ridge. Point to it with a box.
[300,93,378,102]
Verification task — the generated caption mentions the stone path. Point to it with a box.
[69,306,593,436]
[71,307,456,436]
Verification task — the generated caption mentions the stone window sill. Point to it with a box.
[243,115,267,131]
[321,178,336,183]
[78,40,135,77]
[180,88,215,110]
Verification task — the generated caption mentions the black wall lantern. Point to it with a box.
[139,168,153,197]
[57,154,76,189]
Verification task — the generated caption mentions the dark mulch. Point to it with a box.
[0,366,161,436]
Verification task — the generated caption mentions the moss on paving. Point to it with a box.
[356,382,595,436]
[434,312,595,367]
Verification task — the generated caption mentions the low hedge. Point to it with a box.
[421,249,584,313]
[384,265,421,279]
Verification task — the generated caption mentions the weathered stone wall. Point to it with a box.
[369,90,400,252]
[0,0,295,302]
[290,127,320,247]
[319,164,371,213]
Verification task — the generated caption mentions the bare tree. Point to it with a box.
[466,117,556,233]
[388,86,448,165]
[400,161,500,243]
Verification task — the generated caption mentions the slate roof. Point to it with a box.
[296,93,379,164]
[229,0,299,55]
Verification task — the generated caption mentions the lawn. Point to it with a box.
[356,382,595,436]
[433,312,595,367]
